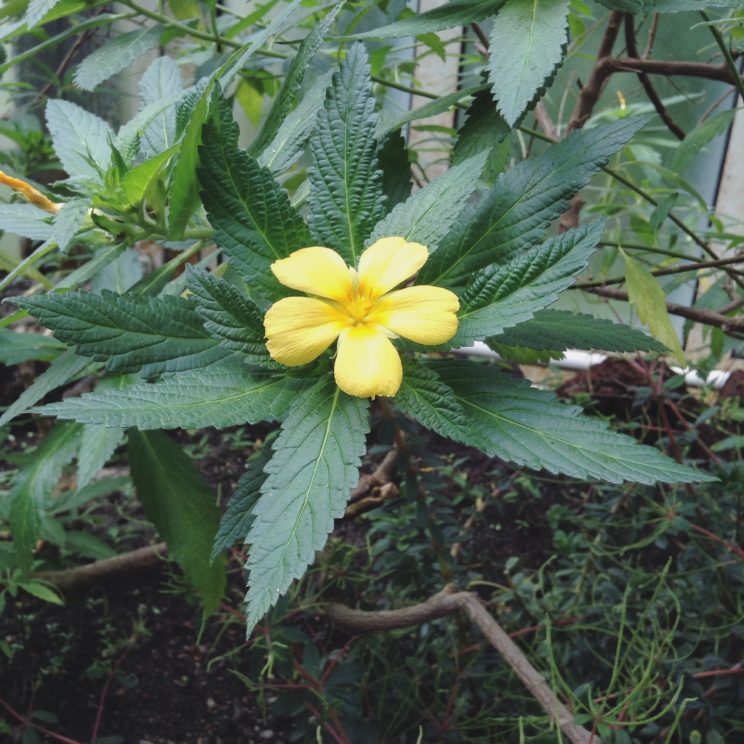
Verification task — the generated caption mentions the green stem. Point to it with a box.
[0,240,58,293]
[598,241,697,262]
[700,10,744,102]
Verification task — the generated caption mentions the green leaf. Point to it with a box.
[488,309,666,362]
[128,429,225,614]
[198,93,311,303]
[0,203,53,240]
[77,423,125,489]
[419,116,649,287]
[451,221,604,347]
[351,0,507,39]
[120,147,177,207]
[433,360,716,484]
[139,56,183,157]
[672,109,736,172]
[39,362,296,430]
[250,3,342,157]
[210,445,272,562]
[89,247,144,294]
[73,25,162,91]
[0,349,90,427]
[378,131,412,212]
[622,250,685,365]
[245,378,369,634]
[257,71,333,174]
[487,0,569,127]
[24,0,64,27]
[45,99,114,181]
[52,197,90,252]
[597,0,742,11]
[16,290,225,375]
[10,422,82,571]
[19,581,64,604]
[186,267,278,367]
[308,42,385,264]
[0,327,65,365]
[395,358,466,436]
[369,151,487,249]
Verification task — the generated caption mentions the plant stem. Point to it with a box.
[700,10,744,102]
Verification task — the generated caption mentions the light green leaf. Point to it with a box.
[129,429,225,614]
[89,247,143,294]
[308,42,384,264]
[186,267,278,367]
[487,309,666,362]
[24,0,64,27]
[419,116,649,288]
[19,581,64,605]
[10,422,82,570]
[120,147,176,207]
[52,197,90,251]
[0,349,90,427]
[487,0,569,127]
[39,362,296,430]
[351,0,507,39]
[672,109,737,172]
[369,151,487,250]
[622,250,685,365]
[198,94,310,303]
[245,378,369,635]
[0,328,65,365]
[0,203,53,240]
[139,56,183,157]
[77,424,125,489]
[74,25,162,91]
[211,445,272,562]
[434,361,716,484]
[45,99,114,181]
[250,3,342,158]
[16,290,225,375]
[451,221,604,347]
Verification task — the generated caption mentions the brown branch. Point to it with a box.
[534,100,559,140]
[643,13,660,59]
[584,286,744,332]
[326,586,600,744]
[604,57,736,84]
[344,448,400,518]
[624,14,685,140]
[568,11,624,131]
[34,543,167,592]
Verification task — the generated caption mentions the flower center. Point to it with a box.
[343,288,377,323]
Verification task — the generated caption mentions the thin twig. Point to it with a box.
[623,14,685,140]
[326,586,599,744]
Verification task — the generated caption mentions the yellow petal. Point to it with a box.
[369,286,460,346]
[271,247,353,301]
[334,325,402,398]
[357,237,428,298]
[265,297,348,366]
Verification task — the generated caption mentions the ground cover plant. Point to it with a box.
[1,0,743,742]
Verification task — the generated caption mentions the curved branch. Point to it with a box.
[326,587,600,744]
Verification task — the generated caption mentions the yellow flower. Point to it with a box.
[264,237,460,398]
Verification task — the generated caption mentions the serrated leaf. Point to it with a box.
[211,445,272,562]
[129,429,225,614]
[451,221,604,347]
[39,362,296,430]
[250,3,342,158]
[622,250,685,365]
[378,130,412,212]
[308,42,385,264]
[245,378,369,635]
[186,267,278,366]
[199,94,310,303]
[0,349,90,427]
[0,203,53,240]
[487,0,569,127]
[52,197,89,251]
[352,0,507,39]
[16,290,224,375]
[369,151,487,249]
[488,309,666,361]
[45,99,114,181]
[419,116,649,287]
[0,328,65,365]
[74,25,162,91]
[10,422,82,570]
[257,71,333,174]
[24,0,63,27]
[139,56,183,157]
[433,360,715,485]
[394,358,466,436]
[77,424,125,489]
